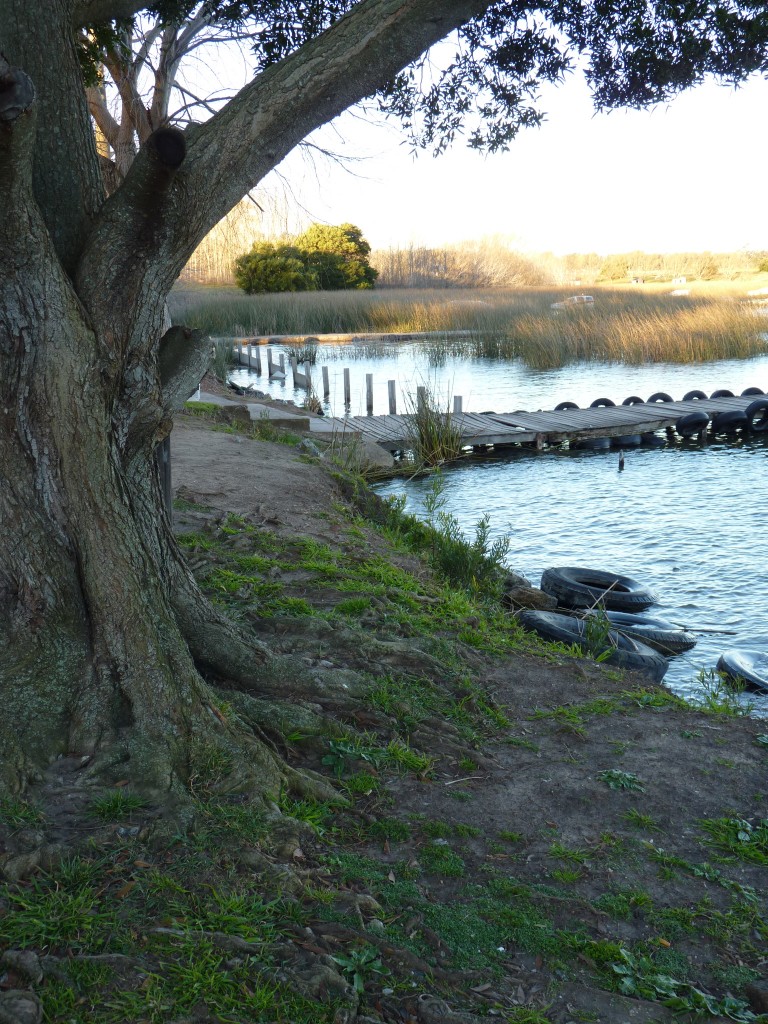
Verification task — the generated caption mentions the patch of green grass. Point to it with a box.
[278,795,335,836]
[551,867,584,883]
[550,842,590,864]
[593,888,653,920]
[498,829,524,843]
[622,808,662,832]
[367,818,411,843]
[417,843,466,877]
[0,796,43,827]
[90,791,147,821]
[698,816,768,864]
[342,772,381,797]
[422,819,452,839]
[332,596,372,616]
[454,823,481,838]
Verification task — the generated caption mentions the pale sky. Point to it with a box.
[263,72,768,256]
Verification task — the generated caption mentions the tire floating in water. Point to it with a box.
[555,401,579,411]
[744,398,768,432]
[682,390,708,401]
[716,651,768,693]
[741,387,764,396]
[710,388,734,399]
[589,610,697,655]
[589,397,616,408]
[540,566,658,612]
[621,396,645,406]
[518,610,669,682]
[676,410,709,437]
[711,409,747,433]
[571,437,611,450]
[647,392,674,403]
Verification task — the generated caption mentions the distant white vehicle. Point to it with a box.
[551,294,595,310]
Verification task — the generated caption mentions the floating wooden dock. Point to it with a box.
[309,394,766,451]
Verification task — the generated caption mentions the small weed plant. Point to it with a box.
[611,948,759,1021]
[688,669,754,716]
[598,769,644,792]
[422,471,510,597]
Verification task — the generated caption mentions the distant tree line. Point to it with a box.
[180,211,768,289]
[234,223,378,293]
[371,240,551,288]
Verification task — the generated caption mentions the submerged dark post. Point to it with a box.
[343,368,351,407]
[366,373,374,414]
[388,380,397,414]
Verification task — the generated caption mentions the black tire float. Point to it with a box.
[571,437,611,450]
[518,610,668,682]
[555,401,579,411]
[744,398,768,432]
[647,392,674,403]
[621,396,645,406]
[589,398,616,408]
[540,566,658,612]
[741,387,764,396]
[710,388,734,399]
[716,651,768,693]
[711,409,748,433]
[676,410,709,437]
[596,611,697,655]
[641,433,666,446]
[612,435,643,446]
[682,390,707,401]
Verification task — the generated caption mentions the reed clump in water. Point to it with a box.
[402,384,464,467]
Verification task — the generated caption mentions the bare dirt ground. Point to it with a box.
[169,416,768,1024]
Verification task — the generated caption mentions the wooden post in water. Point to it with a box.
[249,345,261,374]
[343,368,351,407]
[279,353,285,375]
[267,347,274,376]
[388,380,397,414]
[417,385,426,413]
[366,373,374,415]
[453,395,463,414]
[290,356,298,383]
[239,342,247,365]
[322,366,330,398]
[305,364,311,392]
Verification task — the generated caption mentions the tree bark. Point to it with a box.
[0,0,496,799]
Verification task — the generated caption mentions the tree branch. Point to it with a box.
[80,0,494,301]
[158,325,210,413]
[73,0,146,26]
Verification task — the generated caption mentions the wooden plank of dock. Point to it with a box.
[308,393,765,451]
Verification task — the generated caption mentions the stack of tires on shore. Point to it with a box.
[517,567,697,683]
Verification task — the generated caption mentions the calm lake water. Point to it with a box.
[230,347,768,713]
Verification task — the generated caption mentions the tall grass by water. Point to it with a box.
[171,281,768,369]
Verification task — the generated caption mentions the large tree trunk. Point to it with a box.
[0,35,285,800]
[0,0,494,798]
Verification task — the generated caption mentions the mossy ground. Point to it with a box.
[1,419,766,1024]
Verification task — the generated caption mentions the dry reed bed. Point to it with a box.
[170,284,768,367]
